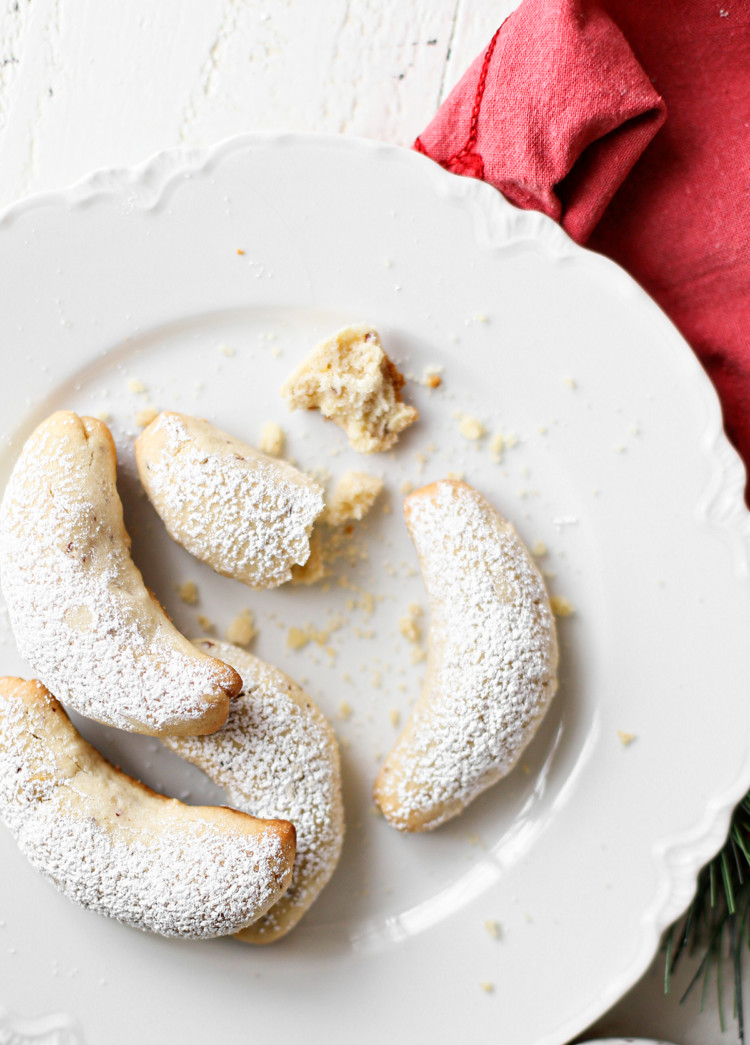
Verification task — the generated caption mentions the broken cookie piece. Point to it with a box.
[281,325,418,453]
[324,471,383,526]
[291,471,383,585]
[258,421,284,457]
[135,412,324,591]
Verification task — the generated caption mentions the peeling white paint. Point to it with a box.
[0,0,499,208]
[0,0,33,135]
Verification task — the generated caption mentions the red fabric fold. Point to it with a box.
[415,0,666,242]
[415,0,750,492]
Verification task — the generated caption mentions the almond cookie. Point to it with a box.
[0,412,241,737]
[374,480,559,831]
[164,640,344,943]
[0,677,296,938]
[135,412,324,589]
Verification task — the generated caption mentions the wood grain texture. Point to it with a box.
[439,0,518,100]
[0,0,741,1040]
[0,0,459,208]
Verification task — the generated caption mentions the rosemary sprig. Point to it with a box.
[665,795,750,1042]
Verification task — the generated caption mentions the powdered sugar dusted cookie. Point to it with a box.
[0,678,296,938]
[281,324,418,453]
[0,412,241,737]
[135,412,324,589]
[164,639,344,943]
[374,480,558,831]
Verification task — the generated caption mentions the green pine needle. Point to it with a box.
[665,793,750,1042]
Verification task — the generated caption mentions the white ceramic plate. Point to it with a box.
[1,134,749,1045]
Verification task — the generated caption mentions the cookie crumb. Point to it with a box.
[338,701,353,721]
[458,414,485,441]
[287,626,310,650]
[531,541,547,557]
[398,613,422,644]
[484,920,501,939]
[563,377,576,389]
[128,379,146,394]
[399,603,425,663]
[617,730,637,747]
[318,523,369,571]
[226,609,256,647]
[218,343,235,357]
[95,410,111,423]
[286,616,345,651]
[550,595,574,617]
[479,981,495,994]
[177,580,199,605]
[489,432,504,461]
[324,471,383,526]
[259,421,284,456]
[196,614,215,633]
[388,708,401,728]
[135,406,158,428]
[421,365,444,390]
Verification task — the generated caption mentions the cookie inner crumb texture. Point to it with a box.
[281,324,418,453]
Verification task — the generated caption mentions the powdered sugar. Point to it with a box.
[0,680,292,938]
[0,412,238,736]
[374,480,558,831]
[135,412,324,589]
[164,640,344,942]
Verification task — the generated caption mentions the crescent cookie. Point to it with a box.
[164,640,344,944]
[374,480,559,831]
[135,412,324,590]
[0,412,241,737]
[0,678,296,938]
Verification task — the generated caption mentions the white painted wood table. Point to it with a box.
[0,2,742,1042]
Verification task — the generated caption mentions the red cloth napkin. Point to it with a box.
[416,0,750,489]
